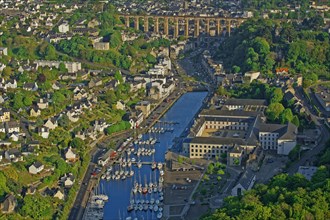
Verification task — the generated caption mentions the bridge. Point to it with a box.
[119,14,247,38]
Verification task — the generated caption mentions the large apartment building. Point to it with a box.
[183,100,297,162]
[34,60,82,73]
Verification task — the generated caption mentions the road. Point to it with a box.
[286,87,330,175]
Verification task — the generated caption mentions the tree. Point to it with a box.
[59,63,67,73]
[52,91,66,105]
[44,44,57,60]
[0,172,9,198]
[216,86,228,96]
[266,103,284,121]
[20,194,54,219]
[23,96,33,106]
[270,88,283,103]
[145,54,157,65]
[37,73,46,83]
[2,66,12,78]
[12,92,24,110]
[303,73,318,88]
[280,108,293,124]
[114,70,123,83]
[70,137,86,154]
[58,114,70,129]
[109,31,122,48]
[292,115,300,127]
[0,132,5,140]
[232,65,241,73]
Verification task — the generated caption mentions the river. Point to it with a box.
[99,92,207,220]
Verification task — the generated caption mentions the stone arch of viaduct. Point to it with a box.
[119,15,247,37]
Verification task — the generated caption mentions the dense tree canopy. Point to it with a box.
[215,18,330,81]
[202,172,330,220]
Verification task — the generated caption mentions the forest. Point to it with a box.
[215,17,330,82]
[201,137,330,220]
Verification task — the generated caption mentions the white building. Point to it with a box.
[58,23,69,33]
[0,47,8,56]
[259,122,297,155]
[34,60,82,73]
[29,161,44,174]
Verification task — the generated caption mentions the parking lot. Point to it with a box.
[256,153,288,184]
[164,169,203,206]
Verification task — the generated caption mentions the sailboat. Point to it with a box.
[142,175,148,195]
[151,154,156,170]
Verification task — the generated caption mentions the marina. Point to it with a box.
[83,92,207,220]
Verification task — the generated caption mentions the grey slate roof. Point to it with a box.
[224,99,267,106]
[237,169,256,190]
[259,122,297,140]
[200,109,261,118]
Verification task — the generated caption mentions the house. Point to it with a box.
[85,128,97,140]
[37,126,50,139]
[228,145,244,166]
[276,67,289,75]
[0,194,16,214]
[0,47,8,56]
[5,121,20,134]
[0,123,5,134]
[22,143,39,156]
[65,147,78,163]
[29,106,41,117]
[93,120,109,133]
[105,79,118,90]
[0,95,5,104]
[44,117,58,130]
[244,71,260,83]
[66,110,80,122]
[8,133,19,142]
[53,188,65,200]
[115,101,125,110]
[128,110,144,129]
[23,82,38,91]
[37,98,49,109]
[58,22,69,33]
[135,101,151,118]
[73,90,87,101]
[52,82,62,90]
[25,186,37,195]
[88,78,103,88]
[74,131,86,140]
[29,161,44,174]
[4,79,17,90]
[4,148,23,162]
[0,108,10,122]
[98,149,116,166]
[231,169,256,196]
[60,173,75,188]
[93,42,110,50]
[314,86,330,112]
